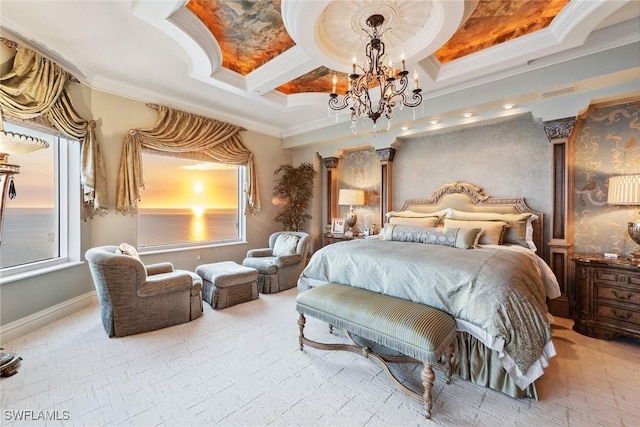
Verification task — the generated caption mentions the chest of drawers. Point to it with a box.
[571,254,640,341]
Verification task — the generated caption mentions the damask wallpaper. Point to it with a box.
[337,147,381,234]
[573,99,640,255]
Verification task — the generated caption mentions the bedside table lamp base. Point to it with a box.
[628,221,640,263]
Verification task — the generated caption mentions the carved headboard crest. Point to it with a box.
[426,181,488,204]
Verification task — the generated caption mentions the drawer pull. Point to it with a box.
[610,308,632,320]
[610,290,634,300]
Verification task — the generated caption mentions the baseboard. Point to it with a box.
[0,291,97,345]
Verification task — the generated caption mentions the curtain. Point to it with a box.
[0,47,107,218]
[116,104,261,215]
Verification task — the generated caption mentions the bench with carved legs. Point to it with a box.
[296,283,457,419]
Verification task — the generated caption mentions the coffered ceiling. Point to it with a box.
[1,0,639,149]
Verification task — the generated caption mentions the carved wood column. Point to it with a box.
[544,117,576,319]
[322,157,339,228]
[375,148,395,229]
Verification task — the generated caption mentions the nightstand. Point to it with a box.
[570,253,640,341]
[322,233,361,247]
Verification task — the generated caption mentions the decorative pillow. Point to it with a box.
[386,208,451,219]
[118,243,140,260]
[272,233,300,257]
[389,216,439,228]
[448,210,531,247]
[382,224,482,249]
[443,218,510,245]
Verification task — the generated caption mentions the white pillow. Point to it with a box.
[272,233,300,257]
[525,214,539,251]
[118,243,140,260]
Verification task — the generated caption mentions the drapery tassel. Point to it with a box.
[8,176,16,200]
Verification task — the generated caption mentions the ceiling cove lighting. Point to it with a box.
[329,14,422,132]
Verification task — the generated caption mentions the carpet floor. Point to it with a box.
[1,288,638,426]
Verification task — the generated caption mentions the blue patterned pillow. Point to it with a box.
[382,224,482,249]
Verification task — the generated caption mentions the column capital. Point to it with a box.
[375,147,396,162]
[543,117,576,141]
[322,157,339,169]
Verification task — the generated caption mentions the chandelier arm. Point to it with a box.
[328,94,351,111]
[402,90,423,108]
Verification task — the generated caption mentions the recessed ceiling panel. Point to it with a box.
[435,0,570,63]
[186,0,295,75]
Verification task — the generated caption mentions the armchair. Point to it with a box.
[242,232,310,293]
[85,245,203,337]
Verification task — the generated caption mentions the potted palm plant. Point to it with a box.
[272,162,317,231]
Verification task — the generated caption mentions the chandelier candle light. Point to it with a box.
[329,14,422,131]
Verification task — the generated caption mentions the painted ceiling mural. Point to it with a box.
[187,0,569,95]
[434,0,568,63]
[186,0,295,76]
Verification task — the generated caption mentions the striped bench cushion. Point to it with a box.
[296,283,457,363]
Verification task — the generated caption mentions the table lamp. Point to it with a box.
[338,189,365,236]
[607,174,640,262]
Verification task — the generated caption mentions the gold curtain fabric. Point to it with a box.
[116,104,261,215]
[0,47,107,218]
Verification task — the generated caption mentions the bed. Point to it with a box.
[298,181,561,399]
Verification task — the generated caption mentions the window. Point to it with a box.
[137,153,244,250]
[1,122,80,275]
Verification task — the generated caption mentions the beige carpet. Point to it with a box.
[1,288,638,426]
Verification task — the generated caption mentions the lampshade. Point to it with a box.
[608,175,640,205]
[338,189,364,206]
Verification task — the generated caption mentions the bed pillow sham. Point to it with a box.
[382,224,482,249]
[386,209,450,227]
[389,216,439,228]
[448,210,533,248]
[442,218,510,245]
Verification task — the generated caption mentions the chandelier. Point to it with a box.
[328,14,423,130]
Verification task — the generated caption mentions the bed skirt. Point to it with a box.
[452,331,538,399]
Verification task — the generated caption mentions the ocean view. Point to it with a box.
[138,208,239,247]
[1,208,239,269]
[1,208,57,269]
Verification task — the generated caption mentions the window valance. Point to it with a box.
[116,104,261,215]
[0,45,107,219]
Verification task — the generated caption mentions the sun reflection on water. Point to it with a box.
[189,207,207,241]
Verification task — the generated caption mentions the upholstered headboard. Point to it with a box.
[398,182,544,258]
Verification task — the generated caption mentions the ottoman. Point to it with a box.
[195,261,259,309]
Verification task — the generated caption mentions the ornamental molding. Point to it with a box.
[375,147,396,162]
[543,117,576,141]
[322,157,339,169]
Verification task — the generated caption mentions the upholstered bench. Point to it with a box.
[195,262,258,309]
[296,283,457,419]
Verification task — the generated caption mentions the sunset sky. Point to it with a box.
[2,123,55,209]
[139,154,239,210]
[3,123,239,210]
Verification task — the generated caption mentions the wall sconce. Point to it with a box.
[338,188,365,236]
[607,174,640,261]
